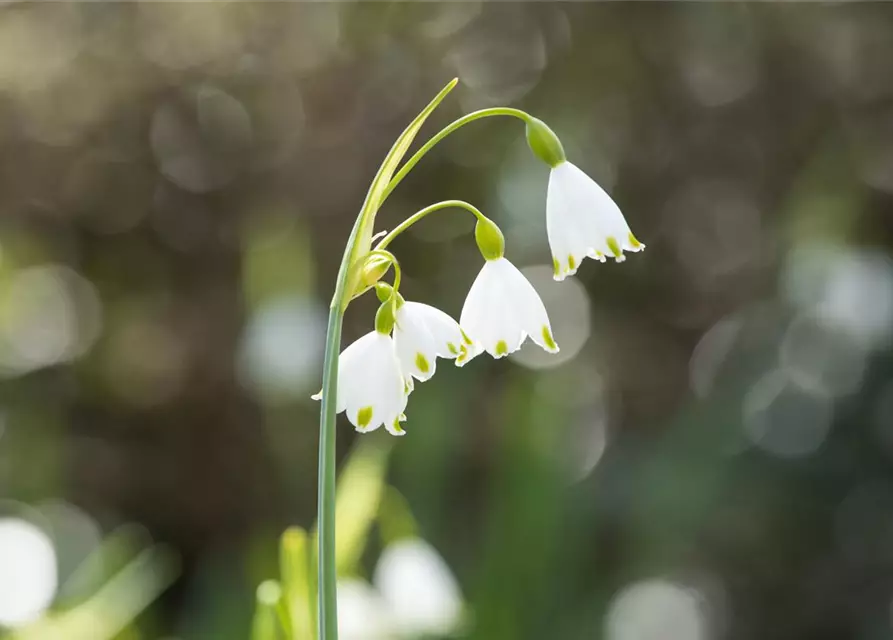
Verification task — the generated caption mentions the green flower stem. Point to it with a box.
[375,200,489,251]
[314,79,466,640]
[316,81,461,640]
[379,107,530,206]
[317,211,366,640]
[317,307,341,640]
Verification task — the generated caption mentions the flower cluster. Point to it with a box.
[316,113,643,435]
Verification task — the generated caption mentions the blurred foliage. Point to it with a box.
[7,525,177,640]
[1,2,893,639]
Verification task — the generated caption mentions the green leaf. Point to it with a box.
[280,527,314,640]
[343,78,458,299]
[252,580,284,640]
[332,439,392,576]
[366,78,458,216]
[378,487,419,546]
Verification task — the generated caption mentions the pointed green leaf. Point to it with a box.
[344,79,458,298]
[331,439,392,576]
[378,487,419,546]
[280,527,314,640]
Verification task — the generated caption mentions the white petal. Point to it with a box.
[500,262,559,354]
[394,303,439,382]
[459,258,549,360]
[405,302,466,360]
[457,262,494,366]
[459,261,502,360]
[338,332,407,433]
[336,332,380,414]
[546,161,644,278]
[386,412,407,437]
[547,165,594,281]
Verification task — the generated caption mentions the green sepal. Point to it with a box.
[475,216,505,261]
[375,283,404,309]
[375,282,393,303]
[525,117,566,168]
[375,299,397,334]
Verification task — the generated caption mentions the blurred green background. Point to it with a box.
[2,2,893,639]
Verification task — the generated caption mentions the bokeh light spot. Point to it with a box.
[447,6,546,109]
[0,518,58,627]
[606,578,709,640]
[783,246,893,348]
[689,314,744,398]
[0,265,102,377]
[150,86,253,193]
[238,296,327,402]
[743,370,833,458]
[779,313,867,398]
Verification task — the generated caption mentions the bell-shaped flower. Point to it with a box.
[547,161,645,280]
[393,300,469,383]
[313,330,408,436]
[458,256,559,364]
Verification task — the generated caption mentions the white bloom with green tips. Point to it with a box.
[458,257,558,364]
[547,161,644,280]
[314,330,408,436]
[394,300,468,383]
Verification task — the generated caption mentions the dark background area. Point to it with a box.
[2,3,893,639]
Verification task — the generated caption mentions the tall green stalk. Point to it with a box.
[316,305,343,640]
[315,79,462,640]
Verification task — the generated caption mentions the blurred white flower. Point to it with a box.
[337,579,392,640]
[458,256,558,364]
[313,331,408,435]
[393,300,469,383]
[374,538,464,637]
[338,538,464,640]
[547,161,644,280]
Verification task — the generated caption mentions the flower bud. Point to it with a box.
[361,253,392,289]
[474,216,505,261]
[375,282,394,303]
[525,117,566,168]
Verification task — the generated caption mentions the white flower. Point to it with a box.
[458,257,559,364]
[373,538,464,638]
[393,301,468,383]
[547,161,644,281]
[337,579,392,640]
[313,331,408,435]
[337,538,464,640]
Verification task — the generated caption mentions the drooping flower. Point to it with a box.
[547,161,645,281]
[525,116,644,281]
[393,300,469,383]
[458,256,558,365]
[313,330,408,435]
